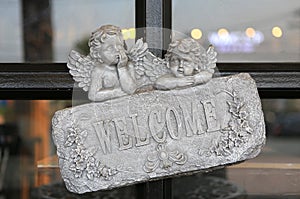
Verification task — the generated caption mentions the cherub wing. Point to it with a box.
[127,39,169,85]
[67,50,94,92]
[199,45,217,74]
[141,52,169,82]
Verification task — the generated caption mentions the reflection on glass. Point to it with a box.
[0,0,135,63]
[0,100,70,198]
[0,98,300,198]
[52,0,135,62]
[263,99,300,136]
[171,99,300,198]
[173,0,300,62]
[0,0,22,62]
[0,100,140,198]
[0,99,300,198]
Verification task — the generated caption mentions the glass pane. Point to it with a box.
[1,98,300,198]
[172,99,300,198]
[0,100,137,198]
[0,0,135,63]
[0,0,22,62]
[172,0,300,62]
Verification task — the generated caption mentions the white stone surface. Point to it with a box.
[52,73,265,194]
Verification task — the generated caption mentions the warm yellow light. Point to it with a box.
[122,29,129,40]
[272,26,283,38]
[245,27,256,38]
[191,28,202,40]
[128,28,136,39]
[218,28,229,37]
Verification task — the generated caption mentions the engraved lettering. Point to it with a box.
[201,99,220,132]
[130,114,150,147]
[165,107,181,140]
[112,117,133,150]
[148,109,166,143]
[181,102,204,137]
[92,120,112,154]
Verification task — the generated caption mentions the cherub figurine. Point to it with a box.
[67,25,137,102]
[67,25,217,102]
[155,38,217,90]
[67,25,170,102]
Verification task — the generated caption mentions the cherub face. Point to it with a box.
[100,35,125,65]
[169,55,197,77]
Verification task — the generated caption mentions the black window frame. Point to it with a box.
[0,1,300,198]
[0,0,299,100]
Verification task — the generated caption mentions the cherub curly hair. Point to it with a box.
[88,25,123,61]
[165,38,205,70]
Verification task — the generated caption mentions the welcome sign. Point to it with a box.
[52,73,265,193]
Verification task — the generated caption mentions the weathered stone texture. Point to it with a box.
[52,73,265,193]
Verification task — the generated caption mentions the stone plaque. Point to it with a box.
[53,25,265,193]
[52,73,265,194]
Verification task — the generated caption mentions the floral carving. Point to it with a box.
[52,115,59,128]
[52,110,70,128]
[85,156,117,181]
[65,123,117,180]
[200,90,253,157]
[64,126,88,147]
[144,143,187,173]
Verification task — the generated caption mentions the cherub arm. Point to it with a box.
[118,62,137,94]
[89,87,127,102]
[155,75,194,90]
[193,70,213,85]
[88,68,127,102]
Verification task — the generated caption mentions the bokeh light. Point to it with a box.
[218,28,229,37]
[272,26,283,38]
[122,29,129,40]
[128,28,136,39]
[122,28,135,40]
[191,28,202,40]
[245,27,256,38]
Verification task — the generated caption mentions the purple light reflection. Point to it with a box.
[208,31,264,53]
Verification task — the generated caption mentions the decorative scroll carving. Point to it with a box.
[143,143,187,173]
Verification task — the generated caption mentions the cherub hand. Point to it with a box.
[117,50,128,69]
[194,71,213,85]
[176,76,195,87]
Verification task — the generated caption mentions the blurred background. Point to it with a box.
[1,0,299,62]
[172,0,300,62]
[0,0,299,198]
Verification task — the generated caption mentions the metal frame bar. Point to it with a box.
[135,1,172,197]
[0,63,299,99]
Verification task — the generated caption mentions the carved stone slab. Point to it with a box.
[52,73,265,194]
